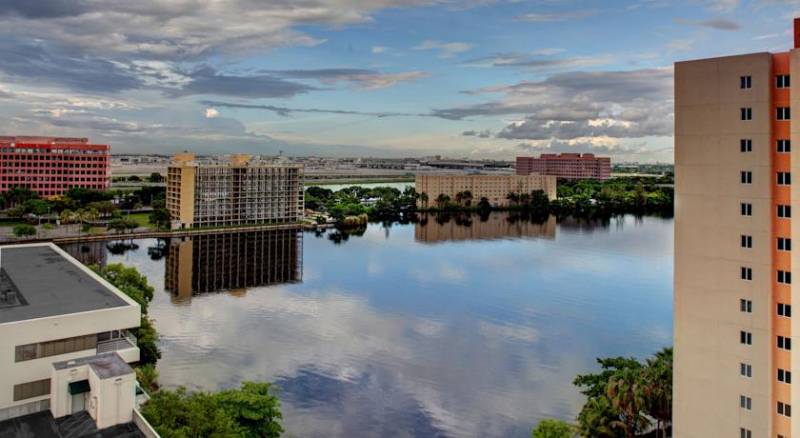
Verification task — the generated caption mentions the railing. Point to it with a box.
[96,332,137,354]
[132,409,161,438]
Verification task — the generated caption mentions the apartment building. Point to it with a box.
[165,228,303,301]
[166,153,304,229]
[415,174,557,208]
[516,153,611,180]
[0,136,110,197]
[0,243,150,436]
[674,20,800,438]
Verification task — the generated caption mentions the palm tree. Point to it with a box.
[455,191,464,206]
[462,190,473,207]
[506,192,520,206]
[419,192,429,208]
[606,368,649,437]
[643,348,672,438]
[577,396,618,438]
[435,194,450,209]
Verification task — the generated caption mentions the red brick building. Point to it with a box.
[516,153,611,180]
[0,136,110,197]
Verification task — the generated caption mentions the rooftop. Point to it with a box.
[0,244,131,325]
[53,353,133,379]
[0,411,144,438]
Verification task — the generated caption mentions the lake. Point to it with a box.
[61,212,673,438]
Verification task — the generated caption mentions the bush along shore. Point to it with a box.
[306,176,674,227]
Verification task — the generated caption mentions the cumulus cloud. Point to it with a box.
[462,129,493,138]
[413,40,473,58]
[205,107,220,118]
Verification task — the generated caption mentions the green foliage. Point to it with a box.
[108,218,138,233]
[24,199,50,216]
[93,264,161,366]
[5,186,38,206]
[12,224,36,237]
[532,419,576,438]
[148,172,165,183]
[136,363,160,394]
[141,382,283,438]
[149,200,171,229]
[304,185,417,223]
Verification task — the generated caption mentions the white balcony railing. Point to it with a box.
[96,332,137,355]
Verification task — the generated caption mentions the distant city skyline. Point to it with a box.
[0,1,795,162]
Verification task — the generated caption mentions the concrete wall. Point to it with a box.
[674,52,774,437]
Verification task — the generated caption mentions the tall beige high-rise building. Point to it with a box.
[674,20,800,438]
[166,153,304,229]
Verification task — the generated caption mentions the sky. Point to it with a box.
[0,0,797,162]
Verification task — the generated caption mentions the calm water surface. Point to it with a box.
[62,213,673,438]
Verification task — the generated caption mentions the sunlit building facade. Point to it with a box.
[674,19,800,438]
[415,174,557,208]
[516,153,611,180]
[166,153,304,229]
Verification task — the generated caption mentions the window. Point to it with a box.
[740,171,752,184]
[741,107,753,120]
[740,395,752,410]
[779,368,792,384]
[741,76,752,89]
[741,203,753,216]
[741,235,753,248]
[741,267,753,280]
[778,139,791,153]
[777,74,791,88]
[778,204,791,218]
[740,362,752,377]
[778,172,792,185]
[778,107,791,120]
[778,303,792,317]
[740,299,753,313]
[14,334,98,362]
[13,379,50,402]
[741,331,753,345]
[740,428,752,438]
[778,237,792,251]
[741,139,753,152]
[778,335,792,350]
[778,401,792,417]
[778,271,792,285]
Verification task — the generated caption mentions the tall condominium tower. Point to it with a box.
[674,19,800,438]
[166,153,304,229]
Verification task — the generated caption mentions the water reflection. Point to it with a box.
[416,212,556,243]
[165,228,303,302]
[59,213,673,438]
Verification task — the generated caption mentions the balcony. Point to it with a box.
[96,332,139,363]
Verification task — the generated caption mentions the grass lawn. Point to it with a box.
[0,221,31,228]
[126,213,154,228]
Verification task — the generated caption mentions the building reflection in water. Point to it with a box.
[63,240,108,266]
[165,228,303,302]
[415,212,556,243]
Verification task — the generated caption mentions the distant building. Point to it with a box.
[166,153,304,229]
[516,153,611,180]
[0,243,149,435]
[415,174,557,208]
[0,136,110,197]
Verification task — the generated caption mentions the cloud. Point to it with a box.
[676,17,741,30]
[267,68,428,89]
[200,100,425,118]
[413,40,473,58]
[462,129,493,138]
[205,107,220,118]
[372,46,389,54]
[515,10,596,22]
[462,52,611,70]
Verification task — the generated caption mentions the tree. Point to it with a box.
[6,186,37,206]
[435,193,450,209]
[108,218,138,234]
[532,419,576,438]
[419,192,429,208]
[150,200,171,229]
[530,190,550,211]
[577,396,621,438]
[136,364,160,394]
[606,367,649,437]
[12,224,36,238]
[643,348,672,437]
[141,382,283,438]
[147,172,165,183]
[507,192,520,206]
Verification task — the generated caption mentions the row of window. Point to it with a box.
[740,203,792,217]
[12,379,50,402]
[739,332,792,350]
[739,74,790,89]
[739,107,791,120]
[740,397,793,417]
[739,139,792,153]
[741,267,793,283]
[740,299,792,315]
[741,171,791,185]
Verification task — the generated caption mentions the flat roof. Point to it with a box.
[0,244,131,324]
[53,352,133,379]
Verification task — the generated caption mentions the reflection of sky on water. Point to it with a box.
[70,214,673,438]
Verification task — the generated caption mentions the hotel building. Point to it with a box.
[0,136,110,197]
[165,228,303,302]
[674,19,800,438]
[166,153,304,229]
[415,174,557,208]
[516,153,611,180]
[0,243,155,437]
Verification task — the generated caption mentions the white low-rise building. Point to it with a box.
[0,243,153,436]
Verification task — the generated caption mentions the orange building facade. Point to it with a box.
[674,19,800,438]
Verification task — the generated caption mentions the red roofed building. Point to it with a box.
[0,136,110,197]
[516,153,611,180]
